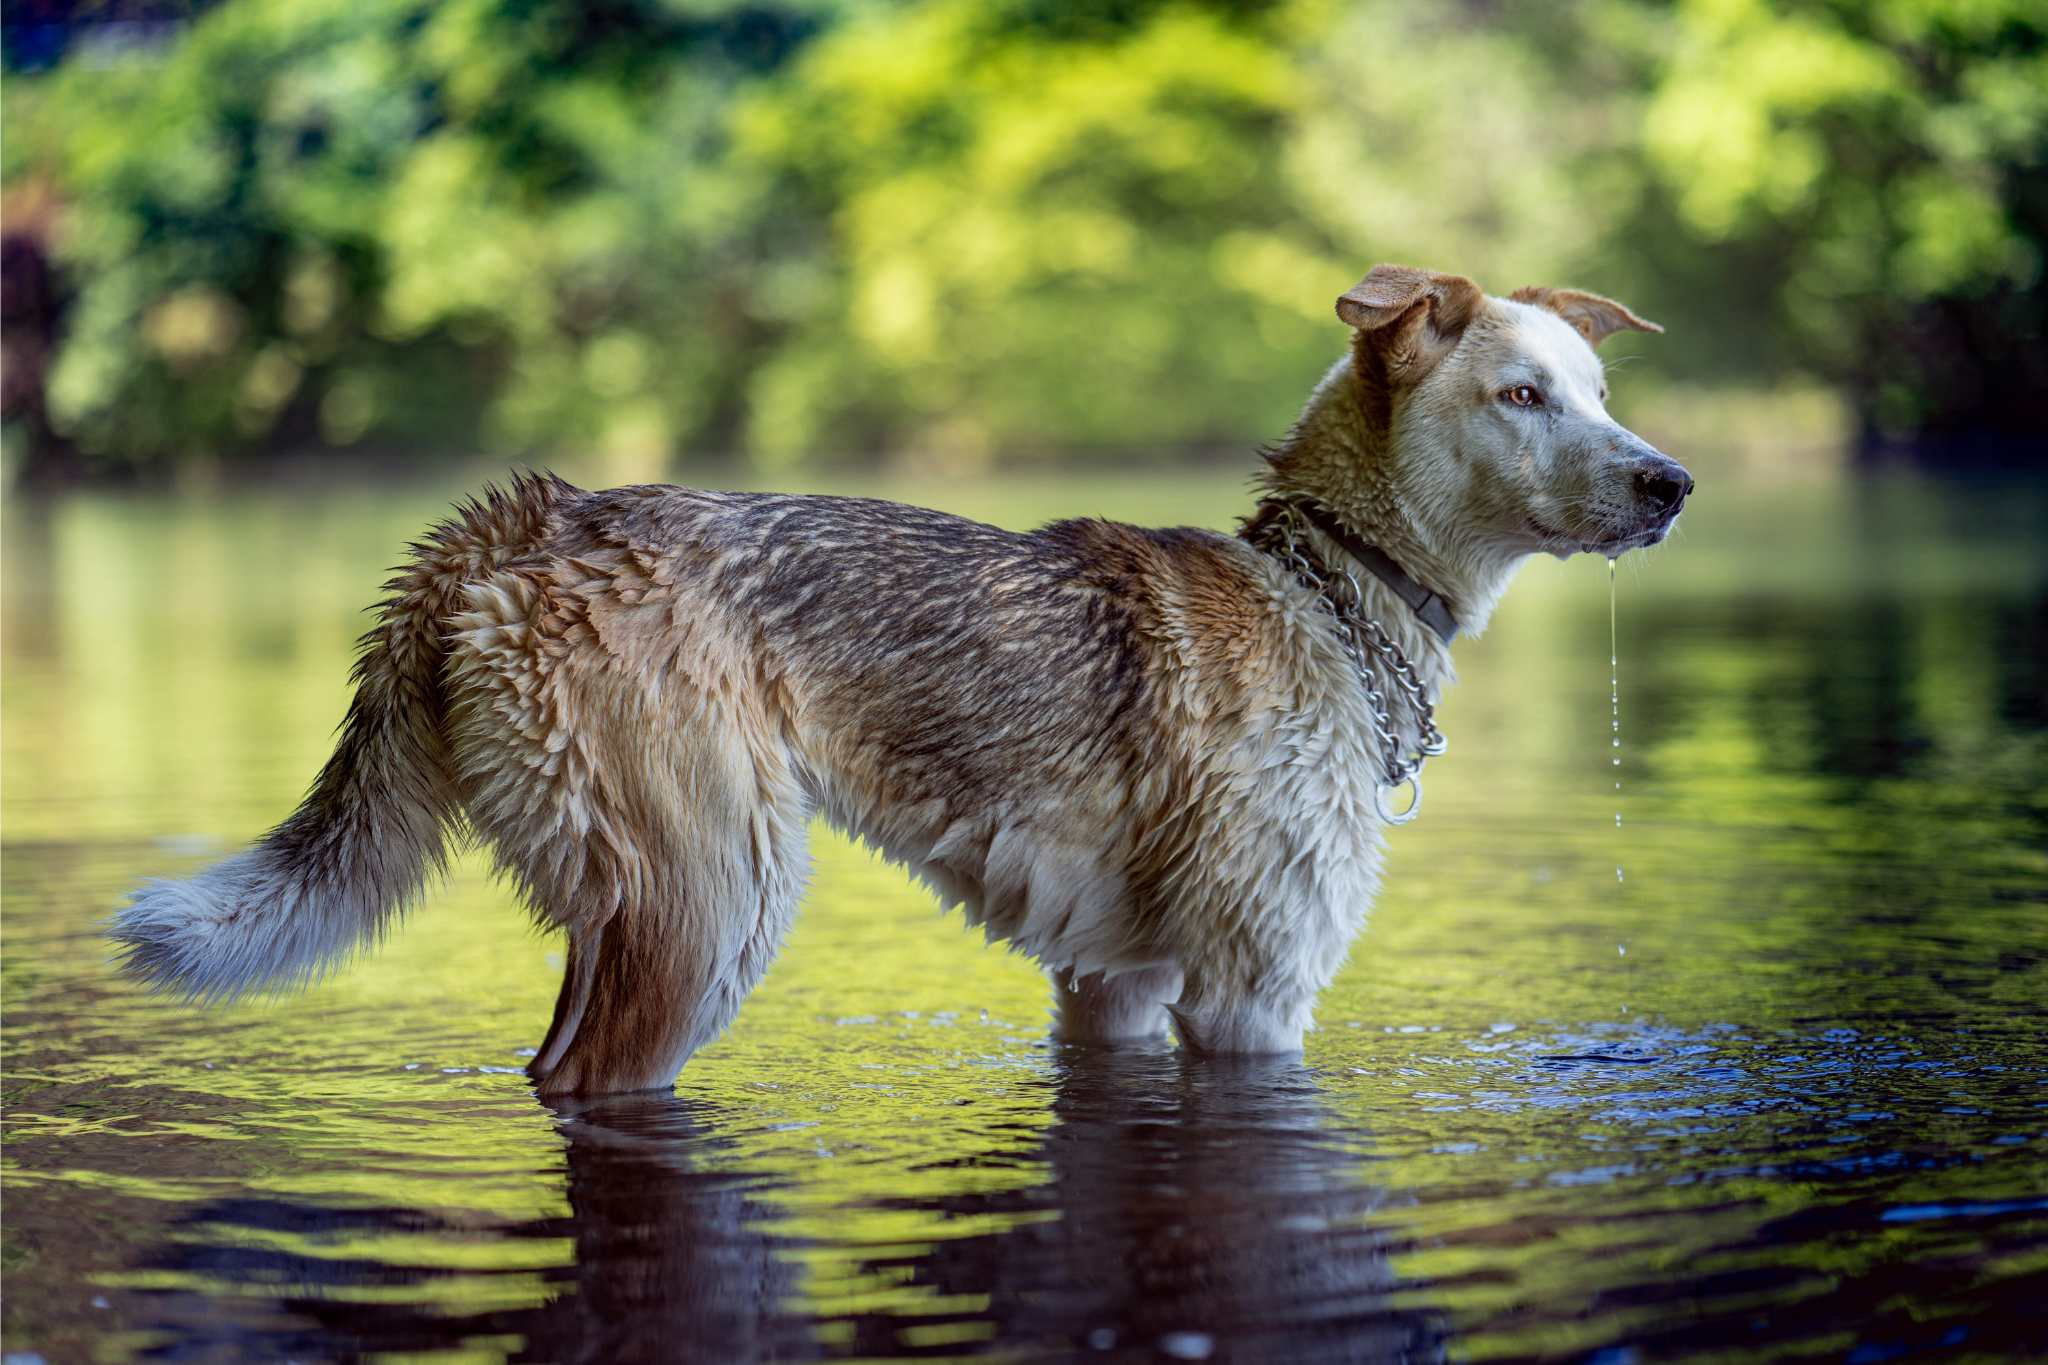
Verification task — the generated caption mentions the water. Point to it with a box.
[4,470,2046,1362]
[1612,555,1625,885]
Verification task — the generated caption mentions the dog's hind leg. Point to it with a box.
[447,564,813,1097]
[529,927,602,1083]
[500,774,811,1096]
[501,736,811,1096]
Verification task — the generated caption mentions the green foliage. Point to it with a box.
[1636,0,2048,438]
[3,0,2043,479]
[7,0,833,472]
[734,1,1313,461]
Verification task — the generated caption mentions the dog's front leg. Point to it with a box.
[1052,964,1184,1044]
[1166,970,1317,1057]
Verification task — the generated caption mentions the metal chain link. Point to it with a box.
[1246,501,1447,823]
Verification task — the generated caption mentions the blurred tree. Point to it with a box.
[1634,0,2048,459]
[733,0,1314,464]
[1,0,2042,482]
[3,0,837,482]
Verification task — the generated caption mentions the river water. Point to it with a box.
[3,470,2043,1362]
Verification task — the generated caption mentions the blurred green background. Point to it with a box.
[2,0,2044,489]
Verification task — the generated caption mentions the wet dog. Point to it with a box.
[113,266,1690,1096]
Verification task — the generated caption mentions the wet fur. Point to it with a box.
[113,267,1689,1096]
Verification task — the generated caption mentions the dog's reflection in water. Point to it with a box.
[134,1053,1442,1362]
[524,1092,813,1361]
[855,1050,1445,1362]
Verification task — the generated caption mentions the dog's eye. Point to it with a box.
[1503,384,1541,408]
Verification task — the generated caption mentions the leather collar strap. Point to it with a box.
[1295,501,1460,644]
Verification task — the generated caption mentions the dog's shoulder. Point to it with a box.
[1030,517,1301,695]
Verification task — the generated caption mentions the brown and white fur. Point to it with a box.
[112,266,1692,1096]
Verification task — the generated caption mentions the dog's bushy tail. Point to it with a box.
[111,473,577,1000]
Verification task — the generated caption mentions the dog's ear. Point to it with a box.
[1509,286,1662,347]
[1336,265,1483,377]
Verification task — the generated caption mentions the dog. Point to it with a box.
[112,265,1691,1096]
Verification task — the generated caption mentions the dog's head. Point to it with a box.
[1335,265,1691,560]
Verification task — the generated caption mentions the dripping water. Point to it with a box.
[1610,557,1623,884]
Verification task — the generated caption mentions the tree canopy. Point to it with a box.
[3,0,2042,482]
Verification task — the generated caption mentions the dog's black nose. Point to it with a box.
[1635,460,1693,514]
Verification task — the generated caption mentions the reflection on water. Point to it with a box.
[133,1094,811,1362]
[847,1055,1439,1363]
[3,471,2044,1361]
[110,1056,1439,1363]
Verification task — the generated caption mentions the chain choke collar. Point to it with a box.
[1242,499,1450,824]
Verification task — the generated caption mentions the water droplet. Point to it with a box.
[1607,560,1625,891]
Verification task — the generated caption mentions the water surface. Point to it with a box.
[4,470,2044,1361]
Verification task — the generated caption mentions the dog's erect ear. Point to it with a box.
[1509,286,1663,348]
[1336,265,1483,377]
